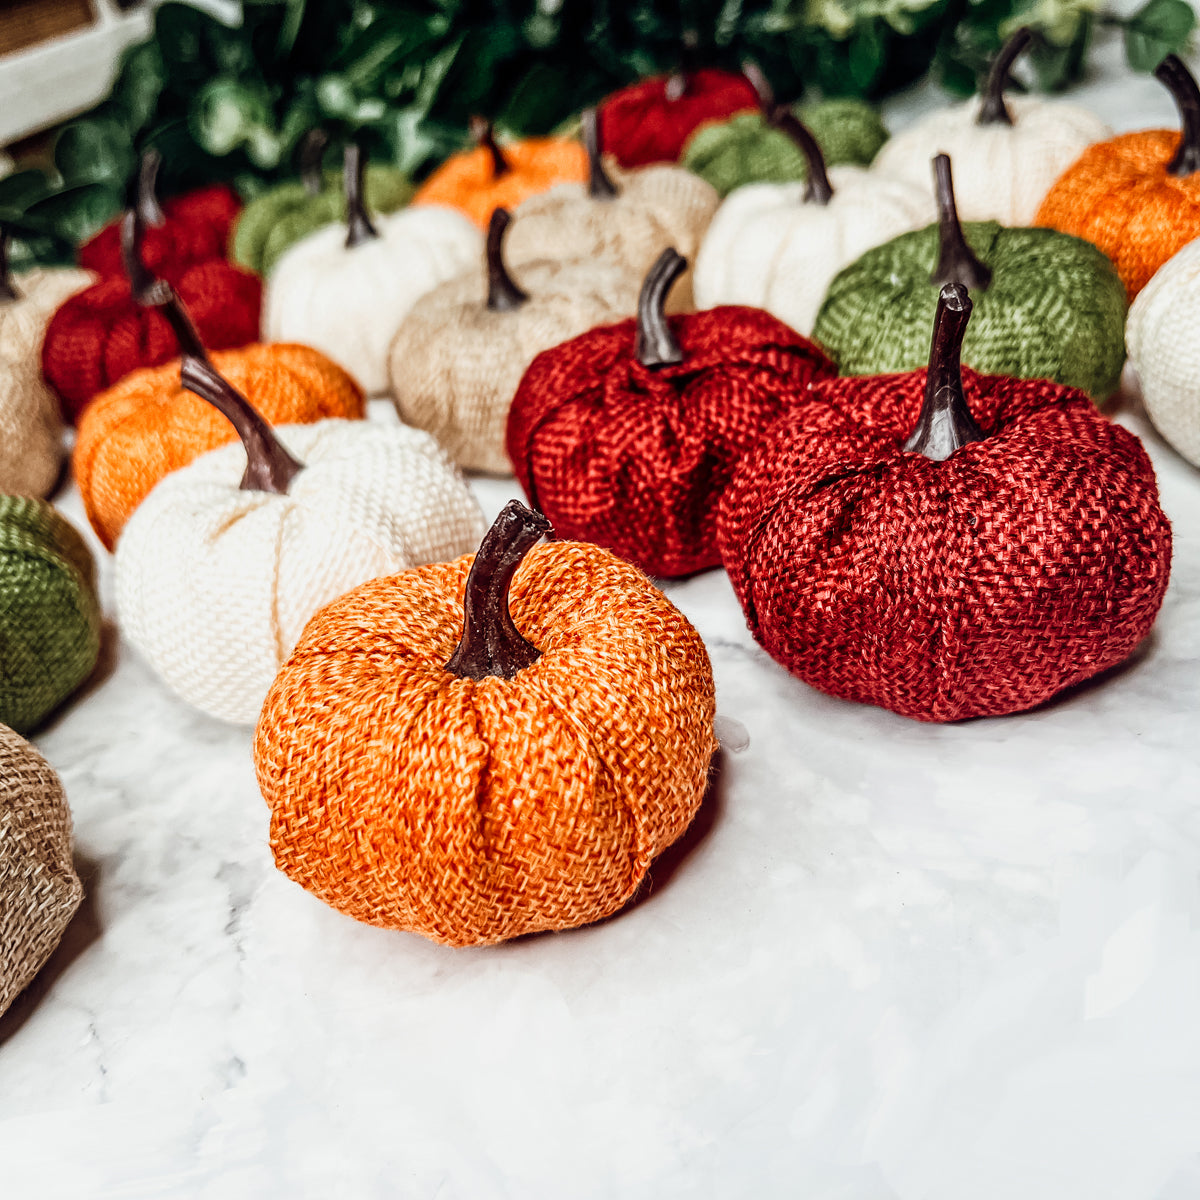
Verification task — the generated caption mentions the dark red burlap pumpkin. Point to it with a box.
[506,248,835,578]
[717,283,1172,722]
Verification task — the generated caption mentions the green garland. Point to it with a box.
[0,0,1193,266]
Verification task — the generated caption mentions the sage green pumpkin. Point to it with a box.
[681,101,888,198]
[231,166,414,276]
[813,222,1128,401]
[0,497,101,734]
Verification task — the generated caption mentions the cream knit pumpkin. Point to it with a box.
[263,206,482,395]
[871,94,1110,226]
[1127,237,1200,468]
[692,166,935,336]
[115,418,486,724]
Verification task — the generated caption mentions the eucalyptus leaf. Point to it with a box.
[1125,0,1196,71]
[54,119,136,188]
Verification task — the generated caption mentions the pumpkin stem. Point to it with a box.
[469,116,512,180]
[134,149,165,227]
[665,28,700,102]
[180,353,305,495]
[120,209,174,310]
[486,208,529,312]
[768,108,833,205]
[930,154,992,291]
[636,248,686,368]
[343,143,380,248]
[904,283,985,461]
[977,27,1033,126]
[299,128,331,196]
[741,59,776,113]
[581,108,619,200]
[0,227,19,304]
[445,499,551,681]
[1157,54,1200,176]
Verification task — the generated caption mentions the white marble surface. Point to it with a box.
[4,31,1200,1200]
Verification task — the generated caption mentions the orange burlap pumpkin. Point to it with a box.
[412,119,588,230]
[1035,54,1200,299]
[254,501,717,947]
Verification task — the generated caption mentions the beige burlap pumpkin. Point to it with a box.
[0,724,82,1016]
[388,207,640,475]
[504,110,718,313]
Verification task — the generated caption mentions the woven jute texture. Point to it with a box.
[116,419,486,724]
[0,354,64,499]
[503,161,719,313]
[73,343,365,551]
[506,304,835,578]
[0,266,94,366]
[0,724,82,1017]
[1127,236,1200,467]
[682,101,888,198]
[0,496,100,734]
[813,221,1128,400]
[388,256,639,475]
[717,366,1173,722]
[1035,130,1200,299]
[872,95,1110,225]
[254,540,718,946]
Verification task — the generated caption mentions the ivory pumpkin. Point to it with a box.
[117,355,484,724]
[693,106,934,336]
[254,500,718,946]
[388,207,639,475]
[265,144,482,394]
[505,109,719,313]
[873,29,1109,225]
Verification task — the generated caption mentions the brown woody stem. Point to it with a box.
[904,283,985,461]
[977,27,1033,126]
[636,248,686,368]
[445,500,551,680]
[299,128,331,196]
[581,107,618,200]
[0,228,18,304]
[769,109,833,205]
[1157,54,1200,176]
[135,149,165,227]
[343,143,379,247]
[741,59,776,113]
[665,28,700,102]
[486,208,528,311]
[121,209,173,308]
[930,154,992,291]
[469,116,511,180]
[180,355,304,495]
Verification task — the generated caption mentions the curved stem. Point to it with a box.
[343,143,379,248]
[135,149,165,227]
[445,500,551,680]
[741,59,775,114]
[903,283,985,461]
[665,28,700,102]
[581,107,618,200]
[298,128,331,196]
[0,228,18,304]
[977,27,1033,126]
[636,248,686,368]
[929,154,992,292]
[180,356,305,495]
[486,208,528,312]
[1156,54,1200,176]
[121,209,174,309]
[768,109,833,205]
[469,116,511,180]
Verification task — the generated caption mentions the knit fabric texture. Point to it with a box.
[872,95,1110,225]
[1035,130,1200,298]
[0,724,82,1017]
[693,166,936,336]
[42,261,263,423]
[504,161,719,313]
[597,69,759,167]
[506,305,835,578]
[73,343,365,551]
[813,221,1127,400]
[0,496,101,734]
[716,367,1173,722]
[231,166,415,276]
[254,539,718,946]
[681,100,889,198]
[263,205,482,396]
[0,266,95,367]
[1127,236,1200,467]
[0,355,63,499]
[117,419,485,724]
[78,184,242,280]
[412,137,588,230]
[388,256,639,475]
